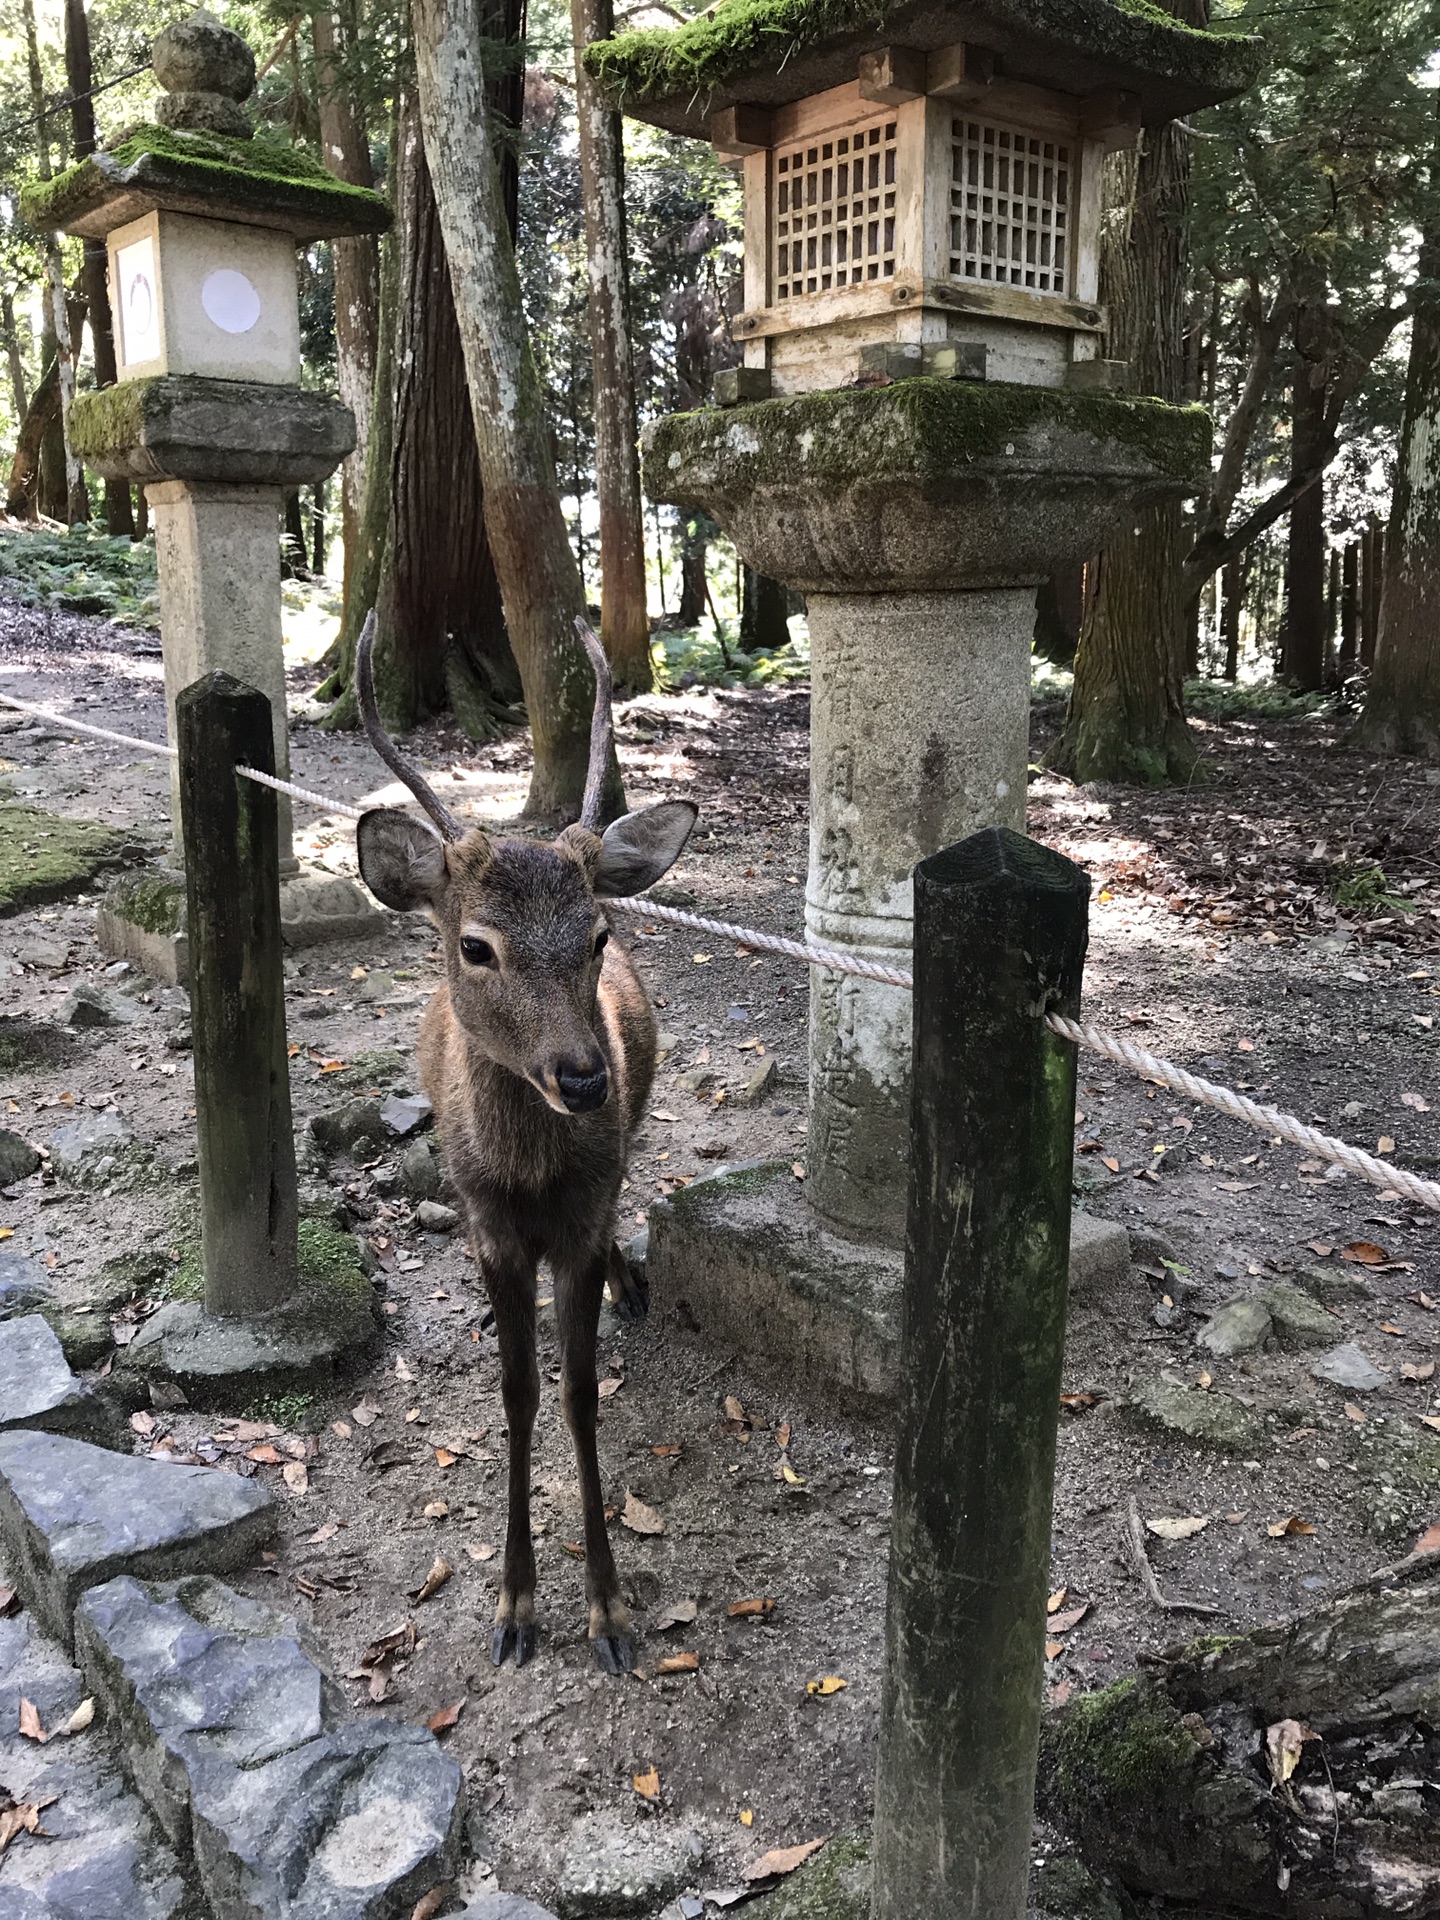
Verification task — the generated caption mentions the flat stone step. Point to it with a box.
[75,1573,464,1920]
[0,1601,196,1919]
[0,1317,124,1450]
[0,1432,276,1647]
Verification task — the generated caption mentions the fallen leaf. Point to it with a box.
[781,1463,806,1486]
[1225,1512,1248,1523]
[331,1421,353,1440]
[1101,1156,1120,1174]
[424,1501,449,1519]
[0,1787,58,1857]
[805,1676,847,1697]
[410,1888,449,1920]
[408,1556,454,1603]
[1047,1604,1091,1634]
[728,1597,776,1619]
[61,1698,94,1736]
[1237,1038,1255,1052]
[18,1699,45,1743]
[654,1598,699,1631]
[395,1356,417,1383]
[426,1700,465,1733]
[247,1444,285,1465]
[1422,1414,1440,1432]
[1045,1639,1065,1660]
[1402,1091,1432,1111]
[561,1541,585,1559]
[1412,1291,1438,1311]
[776,1421,792,1449]
[1342,1241,1389,1265]
[1380,1323,1405,1337]
[656,1652,700,1674]
[1265,1717,1312,1788]
[632,1766,661,1800]
[1378,1136,1397,1155]
[650,1444,681,1458]
[622,1490,665,1536]
[744,1838,827,1882]
[1267,1517,1318,1537]
[1046,1587,1068,1614]
[434,1448,458,1469]
[1308,1241,1335,1257]
[740,1809,754,1827]
[306,1522,341,1544]
[282,1461,309,1495]
[1197,1371,1213,1391]
[129,1411,156,1436]
[723,1396,748,1424]
[1147,1516,1209,1541]
[1344,1403,1367,1424]
[465,1542,497,1562]
[650,1110,678,1123]
[1049,1680,1074,1707]
[0,1588,18,1617]
[791,1161,806,1180]
[0,1231,11,1244]
[1416,1522,1440,1553]
[1401,1360,1436,1381]
[597,1377,624,1399]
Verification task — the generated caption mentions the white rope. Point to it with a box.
[0,692,363,819]
[8,685,1435,1211]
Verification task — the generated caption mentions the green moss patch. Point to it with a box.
[0,802,135,913]
[104,875,185,937]
[751,1832,872,1919]
[1050,1676,1199,1803]
[22,123,390,240]
[0,524,159,628]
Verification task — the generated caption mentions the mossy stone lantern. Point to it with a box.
[21,9,392,975]
[586,0,1258,1366]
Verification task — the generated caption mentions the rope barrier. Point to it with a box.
[6,687,1438,1211]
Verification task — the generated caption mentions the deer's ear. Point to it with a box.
[357,808,449,912]
[593,801,698,898]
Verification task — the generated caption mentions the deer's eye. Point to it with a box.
[460,935,496,969]
[593,928,610,959]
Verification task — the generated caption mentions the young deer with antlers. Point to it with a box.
[353,615,695,1674]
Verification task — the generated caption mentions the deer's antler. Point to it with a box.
[575,617,615,833]
[356,610,464,843]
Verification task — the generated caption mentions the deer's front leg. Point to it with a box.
[556,1249,633,1674]
[485,1251,540,1668]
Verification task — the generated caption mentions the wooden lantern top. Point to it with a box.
[585,0,1260,138]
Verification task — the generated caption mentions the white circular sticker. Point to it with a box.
[200,268,261,335]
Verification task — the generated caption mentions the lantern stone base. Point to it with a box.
[645,1161,1130,1415]
[97,867,383,987]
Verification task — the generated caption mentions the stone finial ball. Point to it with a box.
[152,9,257,102]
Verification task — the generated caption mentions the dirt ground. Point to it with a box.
[1,599,1438,1914]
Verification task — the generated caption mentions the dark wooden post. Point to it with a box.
[177,672,299,1318]
[872,825,1089,1920]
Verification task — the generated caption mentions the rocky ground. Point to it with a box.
[0,594,1438,1917]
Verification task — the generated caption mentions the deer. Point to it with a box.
[352,613,696,1675]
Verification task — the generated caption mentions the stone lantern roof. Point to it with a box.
[21,9,389,243]
[584,0,1261,136]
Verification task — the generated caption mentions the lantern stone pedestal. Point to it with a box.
[641,380,1208,1396]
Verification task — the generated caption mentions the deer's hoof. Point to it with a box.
[492,1621,538,1668]
[591,1631,635,1676]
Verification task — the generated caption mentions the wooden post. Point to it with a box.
[177,672,299,1318]
[872,825,1089,1920]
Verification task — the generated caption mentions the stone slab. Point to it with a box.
[0,1604,195,1920]
[74,1573,463,1920]
[99,869,384,988]
[0,1317,125,1449]
[646,1162,1130,1411]
[552,1814,701,1919]
[0,1256,53,1322]
[459,1901,561,1920]
[0,1432,276,1646]
[95,902,188,989]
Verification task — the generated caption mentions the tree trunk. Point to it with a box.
[312,3,378,612]
[1282,373,1327,691]
[1050,13,1200,787]
[5,355,60,520]
[678,513,708,625]
[22,0,66,525]
[2,290,29,422]
[741,566,791,652]
[311,479,326,574]
[1362,524,1385,668]
[1042,1551,1440,1917]
[65,0,131,536]
[571,0,651,692]
[412,0,619,820]
[282,491,310,578]
[1221,555,1242,681]
[1339,539,1359,679]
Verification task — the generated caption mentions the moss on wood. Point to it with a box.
[22,123,390,240]
[0,803,133,913]
[1050,1676,1200,1801]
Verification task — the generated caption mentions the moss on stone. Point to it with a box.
[584,0,1259,129]
[104,874,185,937]
[750,1831,872,1919]
[646,379,1211,504]
[1051,1676,1198,1803]
[1353,1420,1440,1545]
[0,1017,80,1074]
[22,122,390,240]
[0,802,132,913]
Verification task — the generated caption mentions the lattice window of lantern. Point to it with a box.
[949,118,1070,294]
[773,118,898,301]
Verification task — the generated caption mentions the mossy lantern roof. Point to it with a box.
[583,0,1261,136]
[21,124,391,244]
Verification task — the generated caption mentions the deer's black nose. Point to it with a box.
[556,1061,609,1112]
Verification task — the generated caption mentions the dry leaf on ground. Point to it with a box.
[1401,1360,1436,1381]
[1341,1241,1389,1265]
[306,1521,340,1544]
[1416,1522,1440,1554]
[1046,1587,1068,1614]
[744,1838,827,1882]
[1147,1516,1209,1541]
[1265,1717,1313,1788]
[622,1490,665,1536]
[655,1652,699,1675]
[632,1766,661,1800]
[728,1597,776,1619]
[1402,1092,1431,1111]
[1422,1415,1440,1433]
[408,1557,453,1603]
[654,1598,698,1631]
[0,1788,58,1858]
[17,1699,45,1743]
[806,1676,847,1697]
[410,1888,450,1920]
[0,1588,19,1619]
[1047,1604,1090,1634]
[426,1700,465,1733]
[1267,1517,1318,1537]
[61,1698,94,1736]
[351,1399,382,1428]
[597,1377,624,1399]
[282,1462,309,1495]
[247,1444,285,1465]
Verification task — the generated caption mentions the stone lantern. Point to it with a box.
[21,9,392,981]
[586,0,1259,1398]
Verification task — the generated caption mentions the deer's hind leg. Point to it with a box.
[484,1247,541,1668]
[555,1246,633,1674]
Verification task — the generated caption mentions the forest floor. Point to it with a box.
[2,597,1439,1915]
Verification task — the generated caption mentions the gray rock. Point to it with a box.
[0,1131,41,1186]
[0,1430,276,1646]
[1259,1283,1337,1351]
[47,1110,134,1176]
[0,1252,52,1320]
[459,1901,561,1920]
[1124,1374,1264,1453]
[309,1101,387,1158]
[676,1067,715,1094]
[733,1057,778,1107]
[399,1137,442,1201]
[1297,1263,1373,1307]
[0,1316,122,1448]
[380,1092,432,1137]
[552,1814,699,1918]
[1311,1343,1386,1393]
[13,935,70,970]
[415,1201,458,1235]
[1067,1213,1130,1295]
[1196,1294,1272,1358]
[120,1284,379,1411]
[1352,1421,1440,1543]
[356,970,394,1003]
[57,982,137,1029]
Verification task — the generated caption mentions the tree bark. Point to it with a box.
[412,0,619,820]
[571,0,651,692]
[741,566,791,652]
[1042,1552,1440,1917]
[2,290,29,423]
[312,3,378,612]
[5,355,60,520]
[1051,15,1200,786]
[1282,369,1328,691]
[1221,555,1242,680]
[22,0,66,524]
